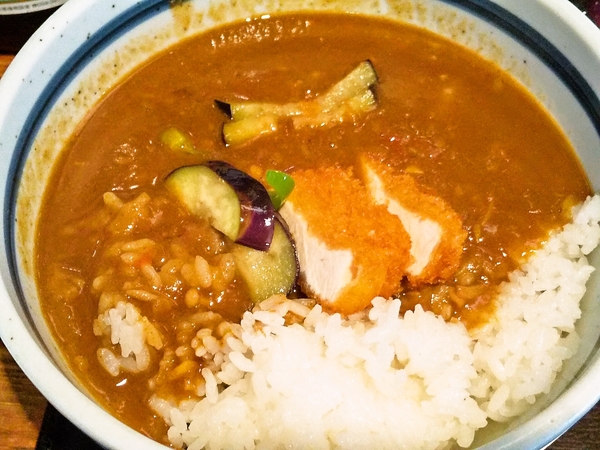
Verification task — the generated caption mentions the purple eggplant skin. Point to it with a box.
[204,161,275,251]
[232,213,300,303]
[274,212,300,291]
[214,100,233,118]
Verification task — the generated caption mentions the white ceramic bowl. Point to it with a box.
[0,0,599,448]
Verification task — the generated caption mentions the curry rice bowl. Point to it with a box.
[139,196,599,450]
[3,1,600,449]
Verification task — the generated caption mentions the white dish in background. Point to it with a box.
[0,0,66,15]
[0,0,599,449]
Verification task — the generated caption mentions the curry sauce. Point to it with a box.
[35,13,591,443]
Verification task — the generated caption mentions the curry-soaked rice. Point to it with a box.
[82,191,255,406]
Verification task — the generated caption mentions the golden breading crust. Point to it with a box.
[284,166,412,315]
[360,157,467,286]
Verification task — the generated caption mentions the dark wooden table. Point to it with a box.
[1,2,600,449]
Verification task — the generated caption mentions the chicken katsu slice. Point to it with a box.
[279,167,412,315]
[360,157,467,285]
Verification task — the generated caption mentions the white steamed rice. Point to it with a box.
[141,195,600,450]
